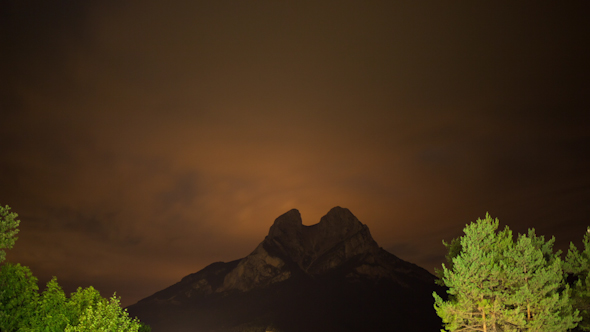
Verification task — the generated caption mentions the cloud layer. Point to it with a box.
[1,1,589,306]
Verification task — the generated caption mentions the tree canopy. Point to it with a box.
[0,205,20,264]
[65,294,141,332]
[565,228,590,331]
[434,213,581,332]
[0,263,39,331]
[0,204,148,332]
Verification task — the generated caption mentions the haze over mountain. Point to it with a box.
[128,207,444,332]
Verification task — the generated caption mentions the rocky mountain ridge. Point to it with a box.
[128,207,444,332]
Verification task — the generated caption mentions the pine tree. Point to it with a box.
[434,214,581,332]
[564,228,590,331]
[433,213,515,332]
[502,231,579,331]
[435,237,461,287]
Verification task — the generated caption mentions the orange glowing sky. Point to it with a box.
[1,1,589,307]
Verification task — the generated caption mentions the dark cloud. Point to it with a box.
[1,1,589,307]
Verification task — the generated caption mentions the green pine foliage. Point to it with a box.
[433,214,517,331]
[0,205,20,264]
[434,237,462,287]
[502,232,579,331]
[434,213,581,332]
[565,228,590,331]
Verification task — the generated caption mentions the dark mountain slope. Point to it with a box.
[128,207,444,332]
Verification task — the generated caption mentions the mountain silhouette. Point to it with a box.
[127,207,444,332]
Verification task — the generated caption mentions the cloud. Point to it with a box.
[1,0,589,307]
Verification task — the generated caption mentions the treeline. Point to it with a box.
[434,213,590,332]
[0,205,150,332]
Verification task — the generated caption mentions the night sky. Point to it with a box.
[1,1,589,307]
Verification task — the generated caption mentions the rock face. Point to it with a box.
[267,207,376,275]
[219,207,383,292]
[127,207,444,332]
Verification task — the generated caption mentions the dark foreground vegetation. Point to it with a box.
[0,205,150,332]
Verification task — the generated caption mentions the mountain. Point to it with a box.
[127,207,445,332]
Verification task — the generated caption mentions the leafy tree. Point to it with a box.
[28,279,143,332]
[0,263,39,331]
[65,294,141,332]
[0,204,147,331]
[138,322,152,332]
[0,205,20,264]
[67,286,105,326]
[434,214,580,332]
[29,277,71,332]
[565,227,590,331]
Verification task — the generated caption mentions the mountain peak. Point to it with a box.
[267,208,302,239]
[314,206,364,242]
[128,206,444,332]
[268,206,363,242]
[324,205,351,217]
[267,207,370,260]
[215,207,381,292]
[319,206,362,231]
